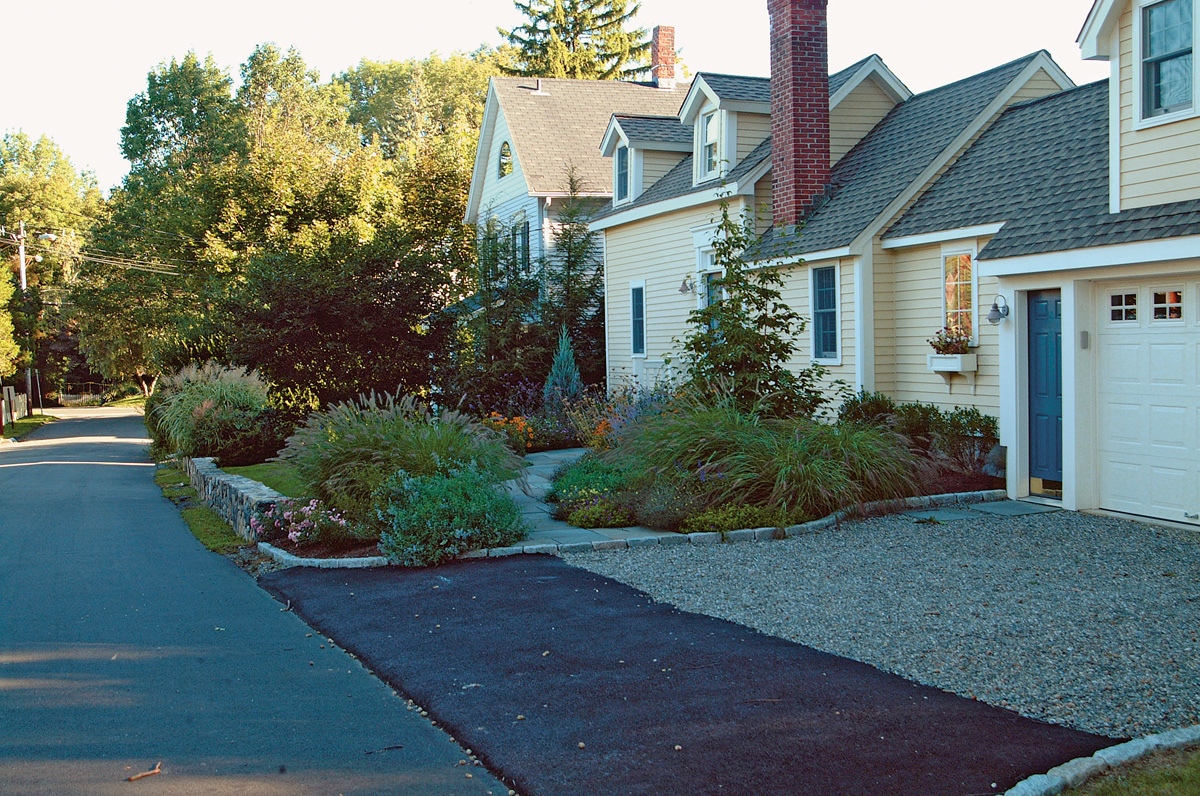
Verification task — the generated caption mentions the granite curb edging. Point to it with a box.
[1001,724,1200,795]
[183,450,1008,569]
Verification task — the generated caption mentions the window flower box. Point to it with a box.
[927,353,977,373]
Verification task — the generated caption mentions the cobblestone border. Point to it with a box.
[256,541,388,568]
[1002,724,1200,795]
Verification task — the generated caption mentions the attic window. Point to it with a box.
[498,141,513,178]
[1142,0,1193,118]
[701,111,719,177]
[615,145,630,202]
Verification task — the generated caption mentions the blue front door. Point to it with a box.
[1028,290,1063,482]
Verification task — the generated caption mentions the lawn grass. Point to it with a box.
[1062,745,1200,796]
[106,395,147,409]
[154,462,243,554]
[222,461,306,498]
[1,414,57,439]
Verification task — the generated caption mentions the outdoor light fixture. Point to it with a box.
[987,295,1009,325]
[679,276,695,294]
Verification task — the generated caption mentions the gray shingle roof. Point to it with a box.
[885,81,1107,242]
[885,78,1200,260]
[591,58,872,223]
[694,56,871,105]
[751,52,1044,260]
[613,114,691,145]
[493,78,690,195]
[695,73,771,103]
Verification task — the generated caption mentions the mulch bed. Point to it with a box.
[260,555,1119,796]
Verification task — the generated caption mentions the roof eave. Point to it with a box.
[1077,0,1120,60]
[464,81,501,225]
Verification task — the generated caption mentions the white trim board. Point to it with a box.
[881,223,1005,250]
[980,234,1200,277]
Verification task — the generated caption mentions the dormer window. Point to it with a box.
[701,111,719,177]
[615,145,630,202]
[1142,0,1194,118]
[498,141,513,178]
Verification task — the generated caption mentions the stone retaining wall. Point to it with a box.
[182,457,283,541]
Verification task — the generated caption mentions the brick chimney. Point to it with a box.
[651,25,676,90]
[768,0,830,233]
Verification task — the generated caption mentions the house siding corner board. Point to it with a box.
[604,204,727,387]
[829,77,897,165]
[886,241,1001,410]
[1118,5,1200,209]
[736,112,773,162]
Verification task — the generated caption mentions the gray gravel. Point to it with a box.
[563,510,1200,739]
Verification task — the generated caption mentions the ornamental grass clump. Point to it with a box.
[373,466,526,567]
[277,391,526,528]
[146,362,277,460]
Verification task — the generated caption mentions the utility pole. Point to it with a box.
[16,221,32,406]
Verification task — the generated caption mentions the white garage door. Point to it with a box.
[1096,280,1200,525]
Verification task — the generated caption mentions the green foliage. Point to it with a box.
[542,171,606,385]
[374,466,526,566]
[543,327,583,412]
[252,498,354,547]
[146,362,273,459]
[567,496,633,528]
[547,452,633,516]
[0,275,19,377]
[630,480,705,532]
[673,198,832,418]
[679,504,791,535]
[499,0,650,79]
[616,386,919,518]
[278,391,525,525]
[837,390,999,475]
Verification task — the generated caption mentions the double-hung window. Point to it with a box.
[943,252,975,341]
[631,283,646,356]
[812,266,838,361]
[701,111,719,177]
[615,145,630,203]
[1143,0,1194,118]
[510,221,530,274]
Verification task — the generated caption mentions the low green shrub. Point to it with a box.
[566,495,633,528]
[279,391,525,524]
[837,390,897,425]
[373,467,526,567]
[547,453,634,519]
[631,480,706,532]
[940,407,999,473]
[679,504,792,535]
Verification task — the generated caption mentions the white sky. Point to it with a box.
[1,0,1108,194]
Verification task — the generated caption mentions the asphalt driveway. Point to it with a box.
[0,409,506,796]
[262,555,1119,796]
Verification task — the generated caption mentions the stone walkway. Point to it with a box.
[505,448,677,549]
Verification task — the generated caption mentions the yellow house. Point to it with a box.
[593,0,1200,528]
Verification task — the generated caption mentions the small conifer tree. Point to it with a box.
[543,326,583,412]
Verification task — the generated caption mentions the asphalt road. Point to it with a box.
[0,408,506,796]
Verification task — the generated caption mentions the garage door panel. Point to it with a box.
[1096,280,1200,524]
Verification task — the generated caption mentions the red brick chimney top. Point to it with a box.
[651,25,676,89]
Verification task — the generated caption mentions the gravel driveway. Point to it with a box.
[565,509,1200,738]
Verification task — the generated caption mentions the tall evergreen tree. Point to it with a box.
[498,0,649,79]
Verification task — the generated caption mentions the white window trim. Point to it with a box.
[630,280,647,358]
[614,143,631,206]
[696,247,723,311]
[941,242,980,347]
[1132,0,1198,130]
[1106,287,1141,326]
[1149,284,1186,323]
[697,108,721,182]
[810,264,842,366]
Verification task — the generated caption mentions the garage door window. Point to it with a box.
[1152,288,1183,321]
[1110,292,1138,322]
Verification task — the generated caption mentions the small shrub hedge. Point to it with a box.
[373,467,526,567]
[679,504,793,535]
[278,391,525,527]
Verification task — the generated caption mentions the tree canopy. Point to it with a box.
[498,0,649,79]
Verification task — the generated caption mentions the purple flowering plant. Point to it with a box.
[251,498,351,547]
